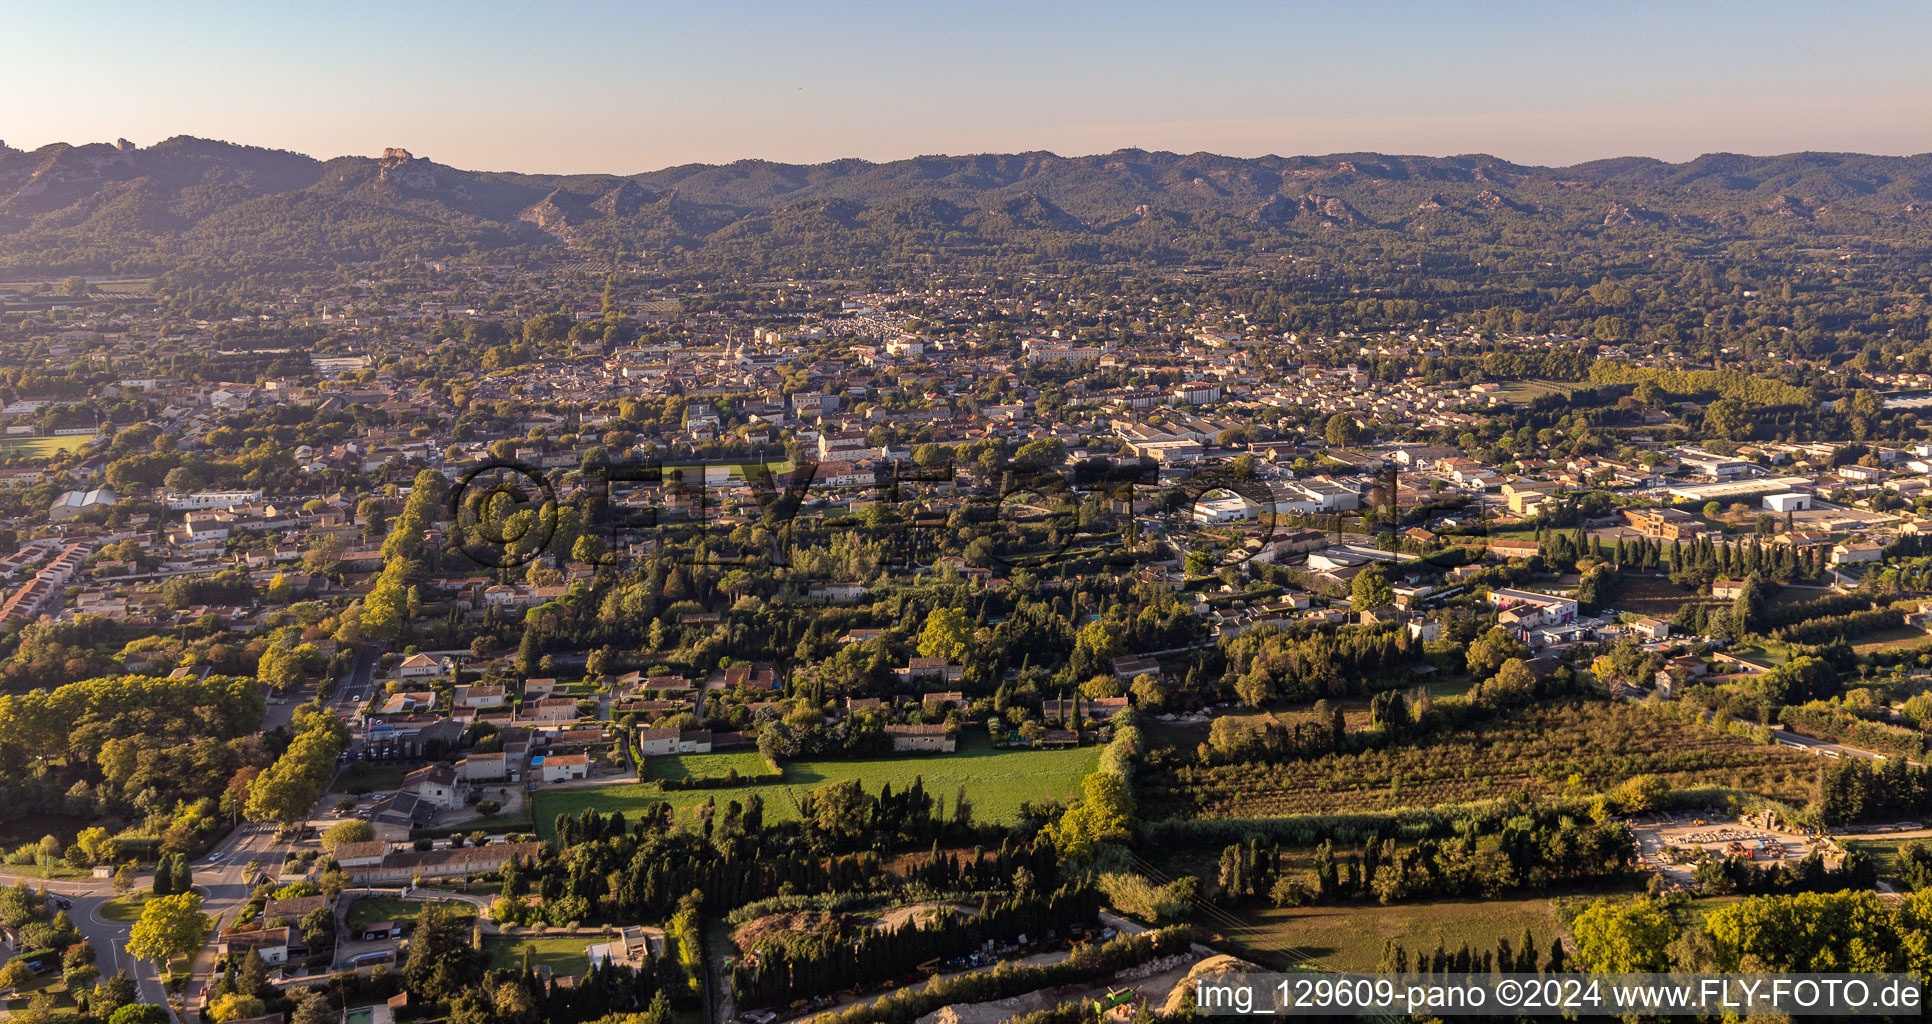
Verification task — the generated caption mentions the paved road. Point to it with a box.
[181,825,289,1021]
[1776,730,1920,765]
[8,824,290,1022]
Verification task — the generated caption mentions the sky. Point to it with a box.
[8,0,1932,173]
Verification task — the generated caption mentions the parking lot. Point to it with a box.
[1631,812,1828,885]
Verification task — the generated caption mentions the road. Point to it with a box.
[9,825,289,1023]
[1775,730,1920,765]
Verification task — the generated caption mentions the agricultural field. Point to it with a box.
[1225,894,1567,971]
[0,434,95,457]
[1851,625,1932,655]
[1139,702,1815,820]
[535,735,1101,841]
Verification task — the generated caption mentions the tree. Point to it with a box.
[1350,567,1393,612]
[321,820,374,853]
[1324,413,1360,448]
[1465,626,1529,679]
[235,949,269,997]
[112,863,134,898]
[401,903,480,1001]
[1570,897,1673,973]
[208,994,266,1023]
[93,971,137,1016]
[291,993,335,1024]
[1049,769,1135,860]
[916,607,972,663]
[125,892,209,966]
[108,1006,169,1024]
[0,960,33,992]
[1731,576,1767,634]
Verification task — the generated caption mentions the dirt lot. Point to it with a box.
[1631,812,1828,885]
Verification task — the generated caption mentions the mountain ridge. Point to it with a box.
[9,136,1932,272]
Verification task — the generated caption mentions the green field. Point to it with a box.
[1228,894,1565,971]
[345,896,475,932]
[535,736,1101,841]
[483,934,591,977]
[98,896,144,922]
[644,750,775,782]
[0,435,94,457]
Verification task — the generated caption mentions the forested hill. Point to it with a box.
[8,136,1932,273]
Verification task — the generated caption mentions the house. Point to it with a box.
[1628,617,1672,640]
[636,727,715,756]
[1043,696,1128,722]
[536,753,590,783]
[1832,541,1885,565]
[396,653,447,679]
[921,691,967,712]
[1110,656,1161,682]
[217,926,290,965]
[586,926,665,970]
[455,751,511,782]
[454,684,506,709]
[897,658,965,684]
[885,724,956,753]
[375,691,437,717]
[526,697,580,723]
[1710,579,1748,600]
[264,894,327,922]
[809,581,866,602]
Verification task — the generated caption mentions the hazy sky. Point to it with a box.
[9,0,1932,172]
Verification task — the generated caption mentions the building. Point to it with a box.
[395,653,447,679]
[398,764,465,809]
[454,684,506,708]
[897,658,965,684]
[217,927,290,965]
[1832,541,1885,565]
[49,487,115,522]
[636,728,714,756]
[1764,492,1812,513]
[1623,507,1705,540]
[885,724,956,752]
[535,753,590,783]
[1485,587,1578,627]
[1190,494,1260,525]
[455,751,511,782]
[347,842,543,885]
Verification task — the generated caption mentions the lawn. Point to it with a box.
[1842,836,1926,881]
[345,896,474,932]
[1227,894,1565,971]
[484,934,592,977]
[535,735,1102,841]
[644,750,774,782]
[1611,575,1705,617]
[0,435,95,457]
[98,896,144,922]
